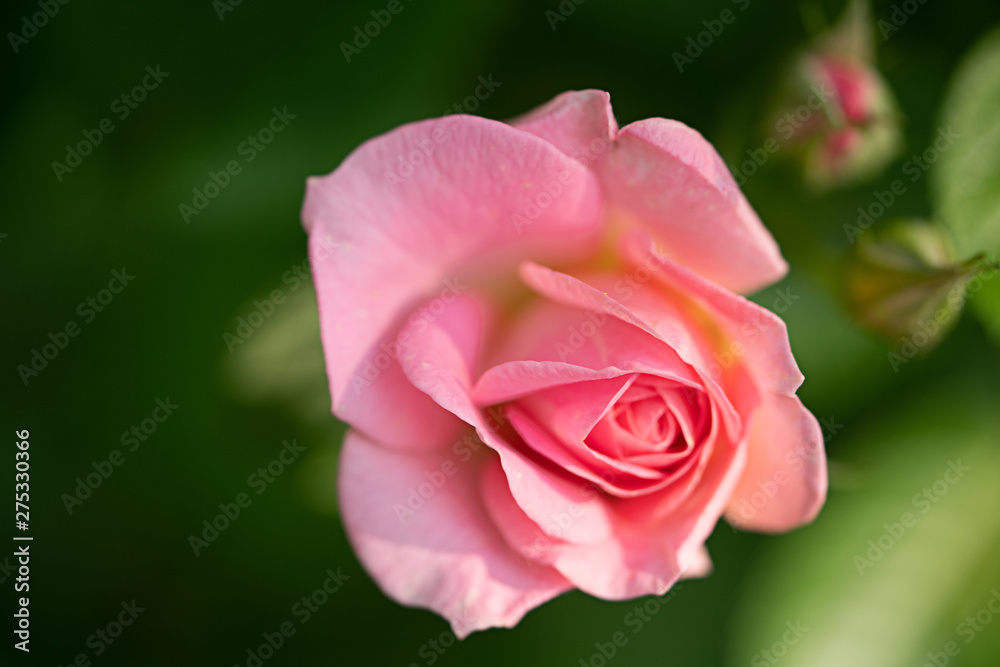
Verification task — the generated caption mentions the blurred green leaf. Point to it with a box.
[727,377,1000,667]
[972,278,1000,342]
[934,26,1000,261]
[843,219,989,348]
[224,282,331,425]
[223,282,345,515]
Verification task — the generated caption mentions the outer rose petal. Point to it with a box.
[303,114,602,450]
[510,89,619,159]
[511,90,786,292]
[726,393,827,532]
[596,118,788,293]
[339,431,570,637]
[684,545,714,579]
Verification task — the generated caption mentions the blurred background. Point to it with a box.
[4,0,1000,665]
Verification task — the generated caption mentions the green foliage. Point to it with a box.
[728,373,1000,667]
[934,27,1000,260]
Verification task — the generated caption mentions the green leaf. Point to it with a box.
[843,219,989,348]
[224,283,332,426]
[224,283,345,515]
[726,376,1000,667]
[971,277,1000,342]
[933,26,1000,260]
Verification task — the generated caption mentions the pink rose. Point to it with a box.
[302,90,827,636]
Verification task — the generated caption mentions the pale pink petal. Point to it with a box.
[512,90,787,292]
[682,545,714,579]
[724,393,827,532]
[303,114,603,449]
[510,90,619,160]
[517,375,635,446]
[480,456,562,566]
[516,261,742,442]
[473,300,701,405]
[395,294,616,545]
[339,431,570,637]
[596,118,787,293]
[554,429,744,600]
[480,423,743,600]
[505,403,671,499]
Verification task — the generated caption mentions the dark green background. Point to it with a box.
[4,0,1000,665]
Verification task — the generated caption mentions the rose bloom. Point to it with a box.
[302,90,827,637]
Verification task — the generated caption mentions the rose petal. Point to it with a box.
[339,430,570,637]
[614,235,827,531]
[396,294,617,545]
[516,260,742,442]
[724,393,827,532]
[473,300,701,406]
[596,118,787,293]
[517,375,636,446]
[510,89,619,160]
[303,114,603,449]
[480,423,743,600]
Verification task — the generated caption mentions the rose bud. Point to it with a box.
[774,0,901,189]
